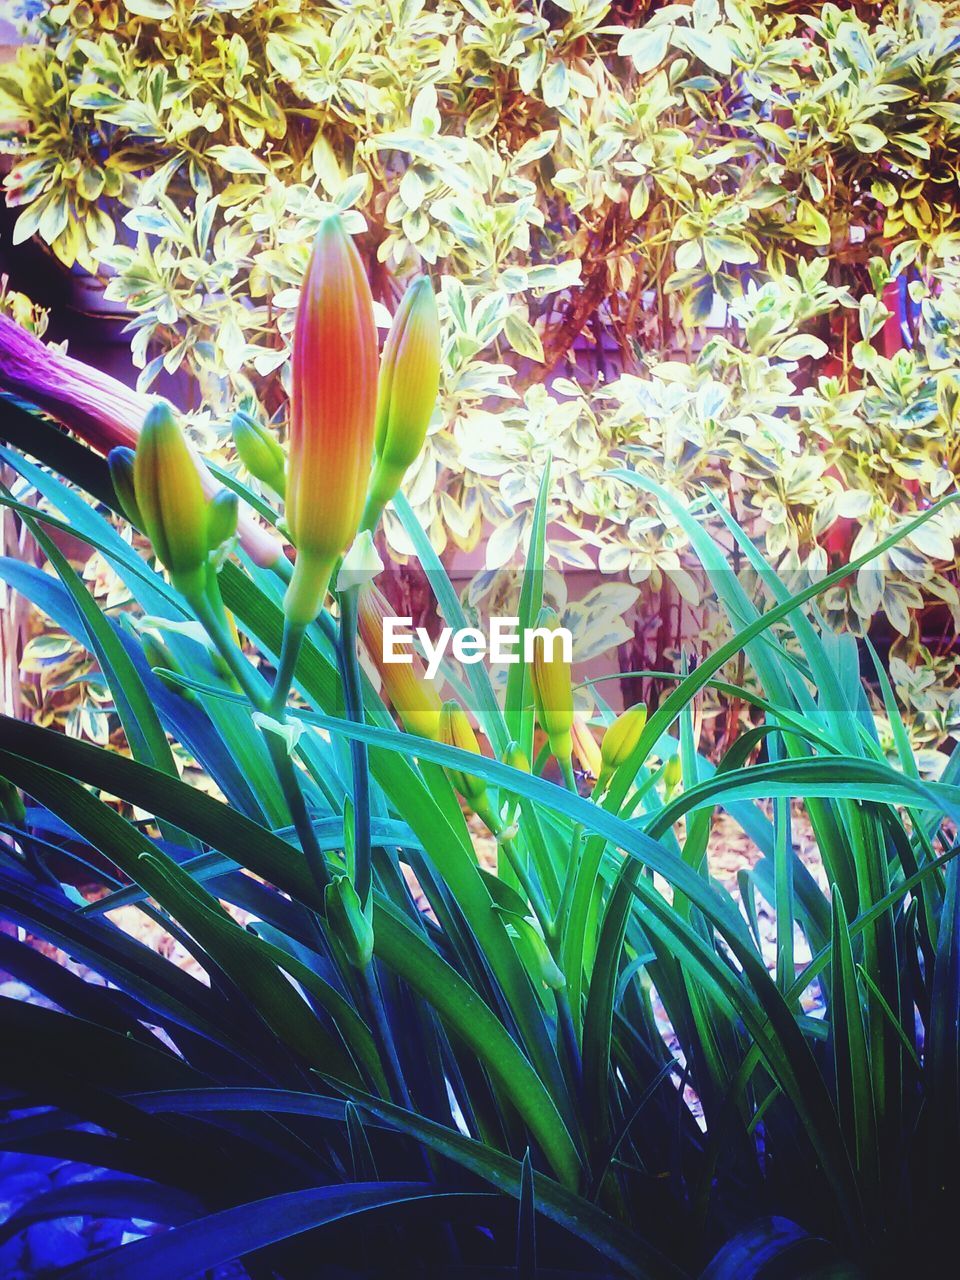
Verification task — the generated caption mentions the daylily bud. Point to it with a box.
[232,411,286,500]
[438,699,493,819]
[324,874,374,969]
[207,490,239,551]
[530,607,574,765]
[571,715,602,780]
[664,753,682,798]
[357,584,442,739]
[502,740,530,774]
[142,632,197,703]
[108,447,142,527]
[597,702,647,792]
[134,404,209,600]
[141,631,178,674]
[284,215,379,626]
[204,486,236,552]
[510,916,566,991]
[363,276,441,528]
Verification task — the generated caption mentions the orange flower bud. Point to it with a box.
[363,276,440,527]
[284,216,379,626]
[571,715,602,780]
[530,607,574,765]
[357,584,442,740]
[133,405,209,600]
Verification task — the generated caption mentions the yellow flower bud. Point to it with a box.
[530,607,574,765]
[108,447,142,528]
[438,700,493,818]
[363,276,441,527]
[232,411,286,500]
[502,740,530,774]
[597,702,647,791]
[664,753,682,798]
[133,404,209,600]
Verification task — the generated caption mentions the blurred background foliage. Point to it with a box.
[1,0,960,754]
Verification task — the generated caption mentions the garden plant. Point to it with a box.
[0,206,958,1277]
[0,2,959,1279]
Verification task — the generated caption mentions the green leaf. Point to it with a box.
[58,1184,491,1280]
[505,312,545,362]
[207,145,269,175]
[618,25,672,75]
[830,889,878,1187]
[847,122,886,154]
[541,62,570,109]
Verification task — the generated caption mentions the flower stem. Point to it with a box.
[336,585,372,906]
[360,962,412,1109]
[191,584,329,897]
[268,622,305,719]
[499,834,552,940]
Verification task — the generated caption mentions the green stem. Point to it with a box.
[554,756,584,938]
[268,622,305,719]
[359,495,385,538]
[270,551,293,584]
[191,585,329,897]
[189,590,267,710]
[360,962,412,1109]
[500,835,552,940]
[336,586,372,906]
[264,733,331,896]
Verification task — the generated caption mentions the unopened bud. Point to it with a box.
[530,607,574,765]
[108,447,142,527]
[324,874,374,969]
[142,632,197,703]
[232,411,286,500]
[439,700,494,822]
[207,490,239,551]
[502,740,530,774]
[357,584,442,739]
[284,215,378,626]
[597,703,647,791]
[0,776,26,827]
[664,753,682,798]
[133,404,209,600]
[571,715,602,780]
[363,276,441,528]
